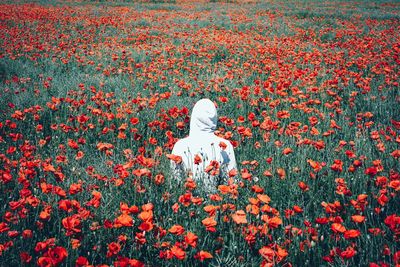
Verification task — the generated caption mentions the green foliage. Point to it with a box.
[0,0,399,266]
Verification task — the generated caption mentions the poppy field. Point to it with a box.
[0,0,399,266]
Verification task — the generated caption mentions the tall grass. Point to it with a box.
[0,1,399,266]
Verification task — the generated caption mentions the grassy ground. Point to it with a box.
[0,1,399,266]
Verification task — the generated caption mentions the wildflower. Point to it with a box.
[232,210,247,224]
[107,242,121,258]
[331,223,346,234]
[171,245,186,260]
[351,215,365,223]
[194,250,213,261]
[184,232,198,248]
[168,225,185,235]
[344,229,361,239]
[115,213,134,227]
[202,217,217,232]
[62,215,81,236]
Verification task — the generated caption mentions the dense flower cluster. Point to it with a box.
[0,1,399,266]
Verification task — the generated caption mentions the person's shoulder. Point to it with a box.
[172,137,190,151]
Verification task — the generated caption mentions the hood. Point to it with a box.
[189,98,217,136]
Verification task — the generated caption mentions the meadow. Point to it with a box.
[0,0,399,266]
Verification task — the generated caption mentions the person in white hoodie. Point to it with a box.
[170,98,237,192]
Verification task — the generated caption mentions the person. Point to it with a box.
[170,98,237,192]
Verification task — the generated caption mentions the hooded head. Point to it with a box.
[189,98,217,136]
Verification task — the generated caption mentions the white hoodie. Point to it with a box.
[171,99,237,190]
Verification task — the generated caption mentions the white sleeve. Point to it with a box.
[227,143,237,171]
[170,142,186,179]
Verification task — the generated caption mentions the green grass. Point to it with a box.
[0,0,399,266]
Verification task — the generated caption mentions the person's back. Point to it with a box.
[170,99,236,191]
